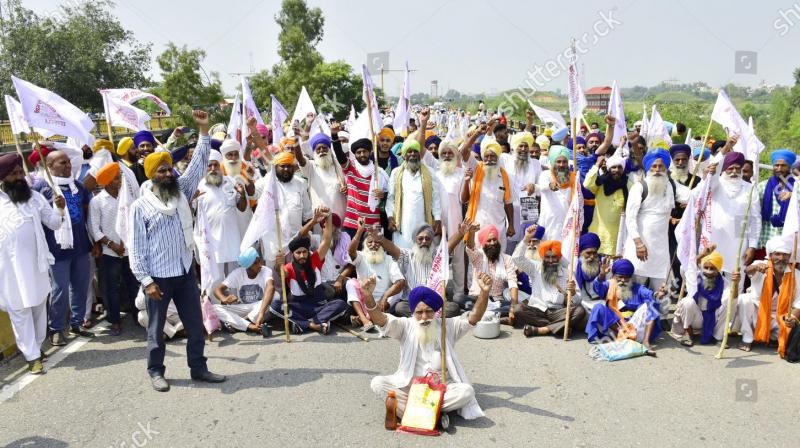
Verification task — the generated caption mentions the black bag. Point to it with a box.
[786,325,800,363]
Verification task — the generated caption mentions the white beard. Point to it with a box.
[224,160,242,176]
[719,173,744,197]
[670,167,688,183]
[701,274,717,291]
[525,248,539,261]
[617,282,633,300]
[439,159,457,176]
[412,245,433,268]
[364,247,385,265]
[514,157,529,173]
[483,165,498,180]
[645,173,668,198]
[414,319,437,348]
[205,172,223,187]
[580,258,600,278]
[315,155,333,171]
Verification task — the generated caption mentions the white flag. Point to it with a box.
[711,90,765,166]
[116,161,140,248]
[346,105,357,132]
[271,95,290,143]
[99,88,171,115]
[566,40,587,122]
[607,81,627,146]
[684,128,693,145]
[426,227,449,297]
[392,62,412,134]
[227,92,242,143]
[560,172,584,270]
[4,94,31,135]
[240,171,278,253]
[103,94,150,132]
[746,116,764,181]
[528,101,567,128]
[639,105,649,144]
[291,86,317,127]
[195,202,222,296]
[241,76,265,137]
[647,105,672,147]
[348,107,374,143]
[675,178,714,298]
[310,114,331,137]
[12,75,94,141]
[361,64,383,135]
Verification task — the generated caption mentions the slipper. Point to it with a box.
[680,333,693,347]
[321,322,331,335]
[363,322,376,333]
[523,325,539,338]
[738,343,752,352]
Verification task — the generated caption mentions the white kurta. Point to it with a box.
[0,191,62,311]
[700,176,761,274]
[501,154,542,243]
[197,178,242,263]
[624,179,689,278]
[386,167,441,250]
[474,168,510,247]
[255,175,313,268]
[300,160,346,220]
[536,172,571,242]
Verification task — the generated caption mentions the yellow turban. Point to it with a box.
[544,128,553,137]
[144,152,173,179]
[701,251,724,272]
[212,131,227,141]
[95,162,120,187]
[510,131,534,150]
[93,139,114,153]
[535,135,551,151]
[117,137,133,156]
[272,151,296,166]
[481,137,502,158]
[378,127,395,141]
[424,130,436,141]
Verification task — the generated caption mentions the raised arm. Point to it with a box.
[316,211,335,261]
[330,122,349,166]
[349,217,367,260]
[178,110,211,200]
[524,109,535,133]
[369,226,401,260]
[594,115,616,156]
[359,276,387,327]
[468,272,492,325]
[416,108,430,159]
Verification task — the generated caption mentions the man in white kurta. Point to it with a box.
[0,154,65,372]
[297,133,347,219]
[623,149,689,321]
[219,138,256,237]
[500,131,541,253]
[365,275,493,424]
[536,146,573,242]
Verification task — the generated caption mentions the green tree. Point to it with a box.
[0,0,151,115]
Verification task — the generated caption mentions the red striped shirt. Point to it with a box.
[343,164,380,229]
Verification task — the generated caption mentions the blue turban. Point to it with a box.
[133,130,156,148]
[391,142,403,156]
[517,271,532,295]
[170,145,189,164]
[669,144,691,158]
[551,126,569,142]
[425,135,442,148]
[643,148,671,172]
[238,247,259,269]
[408,285,443,313]
[522,223,546,240]
[566,136,586,150]
[771,149,796,166]
[309,133,332,150]
[472,135,485,156]
[693,146,710,161]
[210,139,222,150]
[611,258,635,277]
[579,233,601,253]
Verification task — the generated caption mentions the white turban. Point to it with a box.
[220,139,240,156]
[209,150,223,164]
[766,235,793,255]
[606,154,625,168]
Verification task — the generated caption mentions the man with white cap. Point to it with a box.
[219,138,256,235]
[736,235,800,355]
[500,130,541,254]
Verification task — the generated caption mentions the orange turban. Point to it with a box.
[378,127,395,141]
[279,137,297,149]
[95,162,120,186]
[144,152,173,179]
[538,240,562,259]
[272,151,296,166]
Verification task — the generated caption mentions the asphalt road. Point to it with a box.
[1,318,799,448]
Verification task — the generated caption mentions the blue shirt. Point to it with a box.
[33,179,92,261]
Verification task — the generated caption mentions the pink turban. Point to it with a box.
[477,224,499,247]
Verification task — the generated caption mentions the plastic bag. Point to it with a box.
[397,372,447,436]
[201,296,220,335]
[589,339,648,362]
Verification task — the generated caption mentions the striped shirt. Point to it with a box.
[396,248,432,299]
[342,160,387,230]
[88,190,124,257]
[758,179,786,248]
[129,136,210,286]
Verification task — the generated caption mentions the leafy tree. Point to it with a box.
[0,0,151,115]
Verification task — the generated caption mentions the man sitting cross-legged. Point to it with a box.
[213,248,275,335]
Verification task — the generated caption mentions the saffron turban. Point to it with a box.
[238,247,259,269]
[535,134,551,151]
[510,131,534,149]
[538,240,562,259]
[408,285,443,313]
[279,136,297,149]
[643,148,671,172]
[766,235,792,255]
[220,139,240,156]
[95,162,120,187]
[477,224,499,247]
[401,139,421,157]
[378,127,395,141]
[309,133,332,150]
[351,138,372,152]
[93,139,113,153]
[288,236,311,253]
[701,251,724,272]
[611,258,635,277]
[116,137,133,156]
[722,151,745,171]
[272,151,296,166]
[425,135,442,148]
[669,144,691,158]
[548,145,570,165]
[133,130,156,148]
[771,149,796,166]
[579,233,601,253]
[144,152,172,179]
[0,153,22,179]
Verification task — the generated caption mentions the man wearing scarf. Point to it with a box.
[535,145,575,242]
[758,149,796,253]
[584,153,627,256]
[270,215,348,334]
[387,139,441,250]
[366,279,492,425]
[295,130,346,219]
[667,144,702,297]
[129,110,226,392]
[219,138,257,236]
[462,136,514,248]
[585,258,665,349]
[511,239,585,337]
[461,224,518,318]
[574,233,605,317]
[737,236,800,356]
[499,131,542,253]
[0,154,66,373]
[672,249,735,346]
[31,150,95,345]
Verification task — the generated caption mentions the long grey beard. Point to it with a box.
[483,165,498,179]
[414,319,437,348]
[555,169,569,184]
[617,282,633,301]
[645,174,668,197]
[514,157,529,173]
[701,274,717,291]
[719,174,744,197]
[542,263,559,285]
[205,172,223,187]
[364,247,385,264]
[439,160,457,176]
[670,167,688,183]
[224,160,242,176]
[412,245,433,268]
[581,258,600,278]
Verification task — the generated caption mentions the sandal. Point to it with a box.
[738,343,752,352]
[523,325,538,338]
[321,322,331,335]
[680,333,693,347]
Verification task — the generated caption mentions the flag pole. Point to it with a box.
[563,116,578,341]
[440,227,448,381]
[101,92,116,147]
[33,136,65,215]
[715,180,757,359]
[364,81,380,195]
[273,205,292,343]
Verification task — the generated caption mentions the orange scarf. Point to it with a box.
[464,162,510,241]
[754,262,795,357]
[551,170,577,203]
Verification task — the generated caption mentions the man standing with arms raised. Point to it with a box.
[130,110,226,392]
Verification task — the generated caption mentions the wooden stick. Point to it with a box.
[11,132,31,181]
[334,322,370,342]
[564,117,578,341]
[273,205,292,343]
[364,88,380,196]
[441,287,447,381]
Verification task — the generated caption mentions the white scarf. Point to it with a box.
[51,176,76,249]
[115,162,140,248]
[0,192,56,273]
[352,158,375,178]
[141,187,194,251]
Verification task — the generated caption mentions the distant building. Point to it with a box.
[585,86,612,111]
